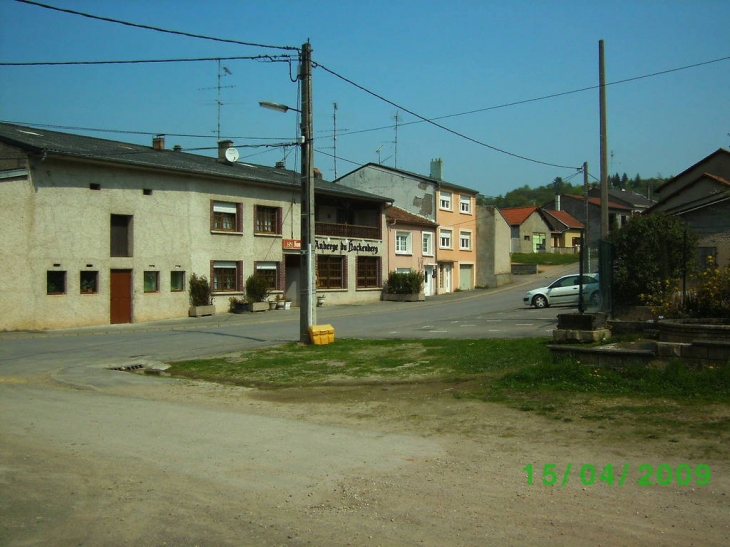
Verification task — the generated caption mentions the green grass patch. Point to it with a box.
[511,253,580,266]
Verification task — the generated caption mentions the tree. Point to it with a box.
[610,213,697,306]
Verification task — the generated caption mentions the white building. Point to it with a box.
[0,123,391,330]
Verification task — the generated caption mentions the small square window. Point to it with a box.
[170,271,185,292]
[80,271,98,294]
[47,271,66,295]
[144,271,159,293]
[90,183,101,191]
[143,188,153,196]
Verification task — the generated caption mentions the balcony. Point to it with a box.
[315,222,381,240]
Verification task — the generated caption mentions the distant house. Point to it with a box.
[587,187,655,215]
[384,205,439,296]
[499,206,552,253]
[336,159,479,293]
[540,209,585,254]
[647,148,730,268]
[0,122,391,330]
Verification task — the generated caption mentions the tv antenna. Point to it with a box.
[393,111,400,168]
[332,102,338,179]
[199,60,235,140]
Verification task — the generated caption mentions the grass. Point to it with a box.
[165,338,730,438]
[511,253,580,266]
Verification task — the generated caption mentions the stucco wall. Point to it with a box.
[518,212,552,254]
[476,205,513,288]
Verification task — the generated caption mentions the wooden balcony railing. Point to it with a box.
[315,222,381,240]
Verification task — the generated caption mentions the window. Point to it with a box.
[698,247,717,270]
[47,271,66,295]
[440,191,452,210]
[170,271,185,292]
[143,271,159,293]
[255,261,280,290]
[395,231,412,254]
[459,230,472,251]
[255,205,282,235]
[80,271,98,294]
[422,232,434,256]
[440,228,453,249]
[211,260,242,292]
[317,255,345,289]
[211,201,242,232]
[460,195,471,214]
[357,256,380,288]
[110,214,132,257]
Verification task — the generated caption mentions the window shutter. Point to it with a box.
[277,207,283,235]
[209,260,214,291]
[236,203,243,233]
[237,261,244,292]
[209,201,214,230]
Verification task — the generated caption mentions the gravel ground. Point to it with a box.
[1,373,728,546]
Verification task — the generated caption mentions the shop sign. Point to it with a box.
[315,239,379,255]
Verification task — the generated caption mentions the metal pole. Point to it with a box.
[599,40,609,240]
[299,41,316,343]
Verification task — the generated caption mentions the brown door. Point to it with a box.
[110,270,132,324]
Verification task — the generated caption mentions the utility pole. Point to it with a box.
[332,102,338,179]
[599,40,609,240]
[299,41,316,343]
[583,161,590,272]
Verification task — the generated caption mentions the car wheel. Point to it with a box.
[533,295,548,308]
[590,291,601,307]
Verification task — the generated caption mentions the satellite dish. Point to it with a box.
[225,147,239,163]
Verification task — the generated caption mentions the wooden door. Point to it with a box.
[110,270,132,324]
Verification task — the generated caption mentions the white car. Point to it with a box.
[523,274,600,309]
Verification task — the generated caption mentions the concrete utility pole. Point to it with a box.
[599,40,609,240]
[583,161,590,272]
[299,41,316,344]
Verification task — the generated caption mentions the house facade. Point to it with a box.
[500,206,553,254]
[540,209,584,254]
[336,159,479,293]
[647,148,730,268]
[384,205,439,296]
[475,205,513,288]
[0,123,390,331]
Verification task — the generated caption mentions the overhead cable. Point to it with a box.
[0,54,295,66]
[314,61,579,170]
[14,0,298,51]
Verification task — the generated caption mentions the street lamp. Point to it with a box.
[259,42,316,344]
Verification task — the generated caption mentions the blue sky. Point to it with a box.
[1,0,729,197]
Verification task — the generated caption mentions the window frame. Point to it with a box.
[439,191,452,211]
[459,230,472,251]
[395,231,412,255]
[110,214,133,257]
[254,261,281,291]
[459,195,472,214]
[439,228,453,250]
[210,201,243,233]
[356,256,381,288]
[422,231,434,256]
[143,271,160,293]
[316,255,346,289]
[211,260,243,292]
[80,270,98,294]
[170,271,185,292]
[47,270,66,295]
[254,205,283,235]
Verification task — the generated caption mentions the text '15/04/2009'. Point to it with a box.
[522,463,711,487]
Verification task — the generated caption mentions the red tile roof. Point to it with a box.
[499,206,539,226]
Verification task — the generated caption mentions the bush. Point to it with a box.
[385,270,425,294]
[245,274,270,304]
[189,274,212,306]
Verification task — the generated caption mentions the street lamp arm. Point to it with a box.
[259,101,301,114]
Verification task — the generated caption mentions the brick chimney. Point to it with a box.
[152,135,165,150]
[430,158,443,180]
[217,140,233,162]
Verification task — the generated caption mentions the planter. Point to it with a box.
[284,301,292,310]
[383,292,425,302]
[250,302,268,312]
[276,300,285,310]
[317,296,326,307]
[231,303,247,314]
[268,300,277,311]
[189,305,215,317]
[657,318,730,343]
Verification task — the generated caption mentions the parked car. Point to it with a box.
[523,274,600,309]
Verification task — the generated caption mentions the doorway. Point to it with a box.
[110,269,132,324]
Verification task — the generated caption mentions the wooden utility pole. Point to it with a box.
[300,41,316,343]
[599,40,609,239]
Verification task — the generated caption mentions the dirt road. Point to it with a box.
[1,372,728,546]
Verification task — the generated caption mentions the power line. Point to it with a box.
[314,61,579,170]
[0,54,295,67]
[14,0,298,51]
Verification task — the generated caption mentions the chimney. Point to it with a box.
[173,145,182,152]
[430,158,443,180]
[275,161,285,169]
[555,194,561,211]
[313,168,323,179]
[217,140,233,162]
[152,135,165,150]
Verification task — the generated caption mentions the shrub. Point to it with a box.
[189,274,212,306]
[245,274,270,304]
[385,270,425,294]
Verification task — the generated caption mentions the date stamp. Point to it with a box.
[522,463,711,486]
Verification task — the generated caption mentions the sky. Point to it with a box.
[1,0,729,198]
